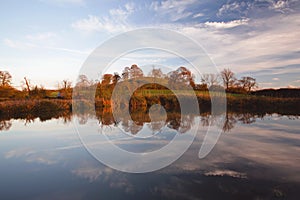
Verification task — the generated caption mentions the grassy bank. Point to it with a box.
[0,99,72,121]
[96,91,300,115]
[0,92,299,120]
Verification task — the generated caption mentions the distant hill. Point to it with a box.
[252,88,300,98]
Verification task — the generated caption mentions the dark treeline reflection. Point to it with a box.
[0,109,72,131]
[95,107,194,134]
[2,106,298,133]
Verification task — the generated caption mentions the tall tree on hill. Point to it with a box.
[76,74,90,88]
[130,64,143,79]
[168,66,195,88]
[238,76,258,92]
[0,71,12,87]
[221,68,236,90]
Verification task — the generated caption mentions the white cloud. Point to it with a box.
[72,3,135,33]
[204,19,249,29]
[109,2,135,22]
[192,13,204,18]
[71,15,130,33]
[124,2,135,14]
[176,12,300,82]
[269,0,292,13]
[218,0,293,17]
[150,0,197,21]
[71,15,104,32]
[272,77,280,81]
[218,1,240,16]
[217,1,252,17]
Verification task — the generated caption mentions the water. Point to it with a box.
[0,113,299,199]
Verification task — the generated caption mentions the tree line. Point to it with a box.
[0,70,72,99]
[84,65,258,96]
[1,65,258,99]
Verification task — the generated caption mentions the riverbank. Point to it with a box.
[0,94,299,120]
[0,99,72,121]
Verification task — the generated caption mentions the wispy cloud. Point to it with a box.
[44,46,90,55]
[150,0,197,21]
[3,38,89,55]
[217,0,294,18]
[3,38,36,49]
[1,0,299,88]
[26,32,57,41]
[192,12,204,18]
[217,1,252,18]
[72,3,135,33]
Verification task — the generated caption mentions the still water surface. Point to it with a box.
[0,113,299,199]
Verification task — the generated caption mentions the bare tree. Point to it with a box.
[221,68,236,90]
[201,74,220,87]
[0,71,12,87]
[58,79,72,99]
[238,76,258,92]
[62,79,72,90]
[23,77,31,93]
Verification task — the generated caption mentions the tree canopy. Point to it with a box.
[0,71,12,87]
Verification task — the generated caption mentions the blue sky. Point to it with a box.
[0,0,299,89]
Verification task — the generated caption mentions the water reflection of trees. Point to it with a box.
[198,112,275,133]
[0,120,12,131]
[91,108,271,134]
[1,108,298,133]
[0,110,72,131]
[94,107,195,134]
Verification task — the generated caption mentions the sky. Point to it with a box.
[0,0,299,89]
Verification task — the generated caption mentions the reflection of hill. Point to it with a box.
[95,106,194,134]
[93,108,298,135]
[1,105,298,134]
[0,100,72,125]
